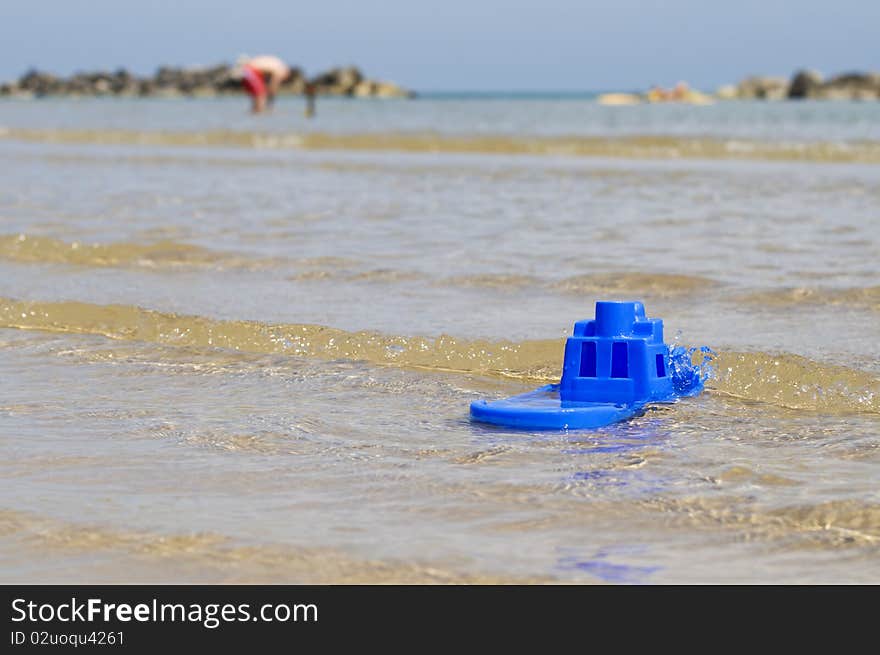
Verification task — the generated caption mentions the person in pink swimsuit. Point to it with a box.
[239,55,292,113]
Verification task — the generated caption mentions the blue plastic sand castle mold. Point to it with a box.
[470,301,682,430]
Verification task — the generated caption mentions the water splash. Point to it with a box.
[668,345,715,397]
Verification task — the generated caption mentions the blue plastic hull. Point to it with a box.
[470,384,643,430]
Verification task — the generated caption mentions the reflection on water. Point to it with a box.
[558,545,662,584]
[0,98,878,583]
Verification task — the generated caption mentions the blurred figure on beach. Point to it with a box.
[304,82,316,118]
[236,55,292,113]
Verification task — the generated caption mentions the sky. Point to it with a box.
[1,1,877,91]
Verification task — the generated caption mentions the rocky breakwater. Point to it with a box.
[310,67,413,98]
[718,69,880,100]
[0,64,414,99]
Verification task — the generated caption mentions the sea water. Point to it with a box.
[0,96,878,583]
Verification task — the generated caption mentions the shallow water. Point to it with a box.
[0,98,878,583]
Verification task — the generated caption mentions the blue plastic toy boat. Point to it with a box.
[470,300,681,430]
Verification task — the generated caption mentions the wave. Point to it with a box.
[708,351,879,413]
[552,272,716,296]
[0,296,877,414]
[440,272,716,296]
[0,234,271,270]
[740,286,880,312]
[0,235,721,301]
[0,296,562,380]
[636,497,880,549]
[440,273,540,289]
[0,508,531,583]
[4,127,880,163]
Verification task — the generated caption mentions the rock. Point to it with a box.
[353,79,413,98]
[819,72,880,100]
[93,78,112,95]
[18,69,63,96]
[155,66,181,87]
[189,86,218,98]
[724,70,879,101]
[311,66,364,95]
[597,93,642,105]
[152,86,183,98]
[852,88,879,101]
[137,80,156,96]
[0,82,22,96]
[279,67,306,94]
[373,81,412,98]
[110,69,137,95]
[736,76,789,100]
[715,84,738,100]
[352,80,376,98]
[0,63,413,99]
[788,69,823,98]
[299,65,413,97]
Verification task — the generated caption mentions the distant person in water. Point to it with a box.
[238,55,292,113]
[304,82,316,118]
